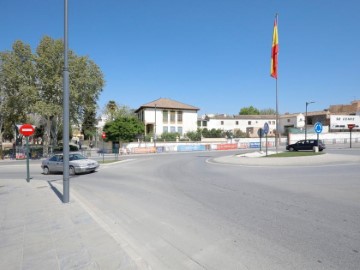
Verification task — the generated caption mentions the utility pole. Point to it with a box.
[305,101,315,141]
[62,0,70,203]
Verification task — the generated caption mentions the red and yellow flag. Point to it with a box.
[270,15,279,79]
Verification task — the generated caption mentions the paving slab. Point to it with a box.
[0,179,142,270]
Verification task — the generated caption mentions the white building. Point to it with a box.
[135,98,199,137]
[279,113,305,134]
[198,113,309,137]
[198,114,277,137]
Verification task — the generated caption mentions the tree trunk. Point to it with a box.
[42,117,51,157]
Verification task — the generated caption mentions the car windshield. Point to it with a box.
[69,154,87,161]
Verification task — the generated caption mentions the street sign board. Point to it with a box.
[102,132,106,139]
[257,128,264,138]
[348,124,355,130]
[314,122,323,134]
[19,124,35,137]
[263,123,269,134]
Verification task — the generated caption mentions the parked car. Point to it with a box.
[286,139,325,151]
[53,143,79,153]
[41,153,99,175]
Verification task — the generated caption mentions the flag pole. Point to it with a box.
[276,76,279,153]
[270,13,279,153]
[276,13,279,153]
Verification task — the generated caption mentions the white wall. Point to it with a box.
[205,118,276,135]
[144,108,198,136]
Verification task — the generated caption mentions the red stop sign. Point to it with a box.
[19,124,35,137]
[102,132,106,139]
[348,124,355,130]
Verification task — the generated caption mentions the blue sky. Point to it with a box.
[1,0,359,116]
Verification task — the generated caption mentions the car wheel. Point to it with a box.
[289,147,295,152]
[43,166,50,175]
[69,166,76,175]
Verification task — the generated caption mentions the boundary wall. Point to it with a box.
[288,131,360,145]
[122,131,360,154]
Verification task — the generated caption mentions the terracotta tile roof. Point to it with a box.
[135,98,199,112]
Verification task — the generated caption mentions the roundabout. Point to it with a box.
[210,151,360,167]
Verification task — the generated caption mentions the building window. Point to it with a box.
[272,121,275,125]
[221,121,224,125]
[235,121,239,125]
[170,126,176,133]
[287,119,291,122]
[248,121,251,125]
[163,111,168,123]
[177,111,183,123]
[202,121,207,127]
[163,126,168,133]
[197,120,201,127]
[170,111,176,123]
[178,127,183,135]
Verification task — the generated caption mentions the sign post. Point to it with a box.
[314,122,323,152]
[19,124,35,182]
[102,132,106,163]
[263,123,269,156]
[348,124,355,148]
[257,128,264,152]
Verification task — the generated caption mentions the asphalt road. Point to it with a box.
[1,149,360,270]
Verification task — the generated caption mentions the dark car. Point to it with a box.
[286,139,325,151]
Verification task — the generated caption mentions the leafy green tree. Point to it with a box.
[185,129,202,141]
[81,107,97,141]
[103,100,134,120]
[239,106,260,115]
[0,41,37,141]
[103,116,144,143]
[234,129,247,138]
[33,36,66,155]
[0,37,104,156]
[202,128,224,138]
[259,108,276,115]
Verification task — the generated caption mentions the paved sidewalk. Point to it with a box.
[0,179,141,270]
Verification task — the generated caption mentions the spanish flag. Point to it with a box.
[270,15,279,79]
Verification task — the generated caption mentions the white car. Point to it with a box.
[41,153,99,175]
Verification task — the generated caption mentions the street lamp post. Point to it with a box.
[305,101,315,141]
[154,104,157,148]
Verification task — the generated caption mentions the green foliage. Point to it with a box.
[0,37,104,155]
[201,128,225,138]
[234,129,247,138]
[82,107,97,140]
[0,40,37,140]
[103,116,144,142]
[259,108,276,115]
[160,132,180,142]
[185,129,202,141]
[103,101,134,120]
[239,106,260,115]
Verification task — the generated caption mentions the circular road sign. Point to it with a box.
[19,124,35,137]
[263,123,270,134]
[314,122,323,134]
[102,132,106,139]
[348,124,355,130]
[257,128,264,138]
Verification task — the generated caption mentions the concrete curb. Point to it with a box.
[210,153,360,167]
